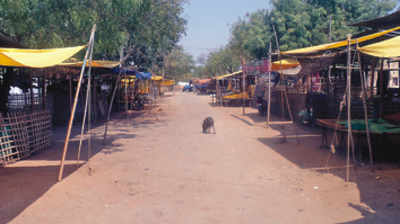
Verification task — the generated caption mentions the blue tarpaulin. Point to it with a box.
[136,72,152,80]
[112,67,152,80]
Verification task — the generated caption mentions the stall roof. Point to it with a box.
[271,59,300,71]
[194,78,212,84]
[351,10,400,29]
[151,75,163,81]
[281,26,400,55]
[60,60,120,69]
[358,35,400,58]
[0,45,86,68]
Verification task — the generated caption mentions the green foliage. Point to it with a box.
[196,0,396,78]
[157,46,195,81]
[193,46,241,78]
[229,0,396,58]
[0,0,187,69]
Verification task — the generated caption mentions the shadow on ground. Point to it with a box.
[0,102,167,223]
[256,116,400,224]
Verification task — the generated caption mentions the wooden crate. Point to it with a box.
[0,110,51,166]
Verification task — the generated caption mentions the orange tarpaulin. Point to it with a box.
[194,79,211,84]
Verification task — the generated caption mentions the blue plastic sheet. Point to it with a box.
[112,67,152,80]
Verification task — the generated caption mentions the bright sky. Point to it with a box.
[179,0,271,61]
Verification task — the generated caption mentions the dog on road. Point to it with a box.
[202,117,216,134]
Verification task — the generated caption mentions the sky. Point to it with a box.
[179,0,271,62]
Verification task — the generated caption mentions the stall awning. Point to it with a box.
[151,75,163,81]
[216,71,242,80]
[161,79,175,86]
[271,59,300,71]
[60,60,120,69]
[281,26,400,55]
[0,45,86,68]
[358,35,400,58]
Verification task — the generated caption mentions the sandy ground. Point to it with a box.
[1,92,400,224]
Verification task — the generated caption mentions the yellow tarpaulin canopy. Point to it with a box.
[358,35,400,58]
[271,59,300,71]
[0,45,86,68]
[223,92,249,100]
[151,75,163,81]
[161,79,175,86]
[60,60,120,68]
[216,70,242,80]
[282,26,400,55]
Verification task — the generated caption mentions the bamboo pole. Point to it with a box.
[76,42,95,163]
[379,59,384,118]
[76,78,90,163]
[241,57,246,115]
[124,72,128,113]
[58,24,96,182]
[267,41,272,128]
[356,45,374,169]
[272,26,285,120]
[346,34,353,182]
[87,59,94,161]
[103,76,121,144]
[103,48,124,144]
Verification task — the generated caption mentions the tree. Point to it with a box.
[228,0,397,58]
[193,46,241,78]
[158,46,195,81]
[0,0,187,69]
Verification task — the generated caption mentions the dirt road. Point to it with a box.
[2,92,400,223]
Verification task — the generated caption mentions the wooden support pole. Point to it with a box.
[103,76,121,143]
[124,73,128,113]
[76,43,95,164]
[379,59,384,118]
[103,48,124,144]
[357,46,374,169]
[87,58,93,161]
[346,34,353,182]
[58,24,96,182]
[267,41,272,128]
[241,57,246,115]
[77,75,91,163]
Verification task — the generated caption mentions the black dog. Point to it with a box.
[202,117,216,134]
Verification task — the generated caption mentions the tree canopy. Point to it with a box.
[158,46,195,81]
[230,0,397,58]
[196,0,397,78]
[0,0,187,70]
